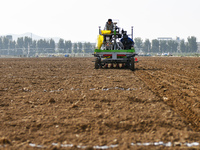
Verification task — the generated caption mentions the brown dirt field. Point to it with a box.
[0,57,200,149]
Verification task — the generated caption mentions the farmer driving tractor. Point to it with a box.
[105,19,114,31]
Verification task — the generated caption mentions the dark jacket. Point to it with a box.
[120,35,134,49]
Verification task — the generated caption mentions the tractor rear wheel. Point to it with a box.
[130,58,135,71]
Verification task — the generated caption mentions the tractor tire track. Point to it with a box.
[136,69,200,131]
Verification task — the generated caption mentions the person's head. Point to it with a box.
[123,34,128,39]
[108,19,112,25]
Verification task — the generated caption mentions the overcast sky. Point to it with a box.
[0,0,199,42]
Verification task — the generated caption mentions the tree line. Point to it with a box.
[57,39,94,54]
[0,36,95,56]
[134,36,198,53]
[0,36,198,56]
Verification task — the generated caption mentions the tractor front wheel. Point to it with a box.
[95,58,101,69]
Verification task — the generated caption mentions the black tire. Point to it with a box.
[95,58,101,69]
[130,58,135,71]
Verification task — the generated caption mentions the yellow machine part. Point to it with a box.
[97,35,104,49]
[101,30,111,35]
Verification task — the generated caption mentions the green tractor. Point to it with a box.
[94,21,138,71]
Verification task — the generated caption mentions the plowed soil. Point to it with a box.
[0,57,200,149]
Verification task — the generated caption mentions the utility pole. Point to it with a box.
[8,42,10,55]
[131,26,133,40]
[27,43,30,57]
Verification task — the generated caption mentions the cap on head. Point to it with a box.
[108,19,112,22]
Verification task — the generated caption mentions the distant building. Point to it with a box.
[6,35,13,41]
[157,37,173,41]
